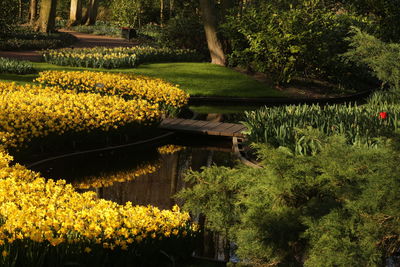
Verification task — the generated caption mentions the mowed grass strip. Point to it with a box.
[0,62,284,98]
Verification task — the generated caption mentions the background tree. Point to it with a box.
[28,0,38,25]
[68,0,82,26]
[82,0,99,25]
[199,0,226,66]
[36,0,57,32]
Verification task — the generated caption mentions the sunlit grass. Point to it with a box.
[0,62,284,98]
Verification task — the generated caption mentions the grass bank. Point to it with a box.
[0,62,284,98]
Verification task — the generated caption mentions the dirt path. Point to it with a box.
[0,29,138,62]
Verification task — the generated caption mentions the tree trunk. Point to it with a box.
[160,0,164,25]
[169,0,174,18]
[36,0,57,33]
[19,0,23,21]
[84,0,99,25]
[199,0,226,66]
[29,0,38,25]
[68,0,82,26]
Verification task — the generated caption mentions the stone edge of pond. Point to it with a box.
[189,89,373,106]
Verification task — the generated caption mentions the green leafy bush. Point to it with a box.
[41,46,203,69]
[344,27,400,90]
[222,0,370,84]
[177,132,400,266]
[158,13,208,55]
[0,0,18,34]
[339,0,400,42]
[0,57,35,74]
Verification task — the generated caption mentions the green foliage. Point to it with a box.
[344,27,400,90]
[0,0,18,34]
[339,0,400,42]
[157,12,208,55]
[222,0,370,84]
[0,57,35,75]
[177,133,400,266]
[243,100,400,151]
[110,0,158,28]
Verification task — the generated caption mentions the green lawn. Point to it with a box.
[0,62,284,98]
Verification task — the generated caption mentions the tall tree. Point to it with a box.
[199,0,226,66]
[29,0,38,25]
[36,0,57,32]
[160,0,164,25]
[68,0,82,26]
[82,0,99,25]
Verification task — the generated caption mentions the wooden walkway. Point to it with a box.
[159,118,247,137]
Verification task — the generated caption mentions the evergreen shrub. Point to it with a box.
[177,131,400,266]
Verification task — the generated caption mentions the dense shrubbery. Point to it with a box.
[157,14,208,55]
[41,46,202,68]
[0,0,18,34]
[177,132,400,266]
[222,0,371,84]
[0,57,35,74]
[344,27,400,90]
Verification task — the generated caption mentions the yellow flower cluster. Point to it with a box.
[0,131,196,258]
[0,169,194,250]
[157,144,185,155]
[36,71,189,109]
[72,162,161,189]
[0,82,160,148]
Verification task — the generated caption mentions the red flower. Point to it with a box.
[379,112,388,119]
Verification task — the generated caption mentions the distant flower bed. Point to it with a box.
[35,70,189,113]
[0,57,35,74]
[41,46,203,69]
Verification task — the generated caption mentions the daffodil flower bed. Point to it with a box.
[0,81,198,265]
[41,46,202,69]
[0,82,161,150]
[0,150,197,266]
[35,70,189,113]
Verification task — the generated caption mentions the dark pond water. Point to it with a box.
[23,134,235,210]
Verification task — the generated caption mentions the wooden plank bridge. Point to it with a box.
[159,118,247,137]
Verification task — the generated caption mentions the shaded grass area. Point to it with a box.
[0,62,284,98]
[189,105,260,114]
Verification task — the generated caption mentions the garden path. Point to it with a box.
[0,29,138,62]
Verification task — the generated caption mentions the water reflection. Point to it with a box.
[26,136,235,210]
